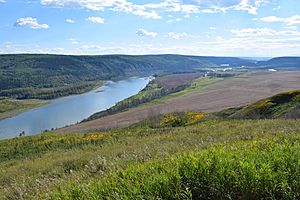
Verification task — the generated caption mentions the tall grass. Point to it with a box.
[1,119,300,199]
[53,135,300,199]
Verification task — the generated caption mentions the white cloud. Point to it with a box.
[66,18,75,23]
[41,0,161,19]
[0,0,6,3]
[87,16,104,24]
[40,0,269,19]
[144,0,199,14]
[260,15,300,26]
[41,0,124,10]
[201,9,214,14]
[111,3,162,19]
[232,0,267,15]
[68,38,80,44]
[168,32,188,40]
[231,28,300,37]
[231,28,276,37]
[176,0,269,15]
[3,36,300,57]
[15,17,49,29]
[136,29,157,37]
[273,5,280,11]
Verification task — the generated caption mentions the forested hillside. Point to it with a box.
[1,54,299,99]
[0,54,253,99]
[258,57,300,69]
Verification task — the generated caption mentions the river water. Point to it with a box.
[0,77,151,140]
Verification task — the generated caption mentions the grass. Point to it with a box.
[1,118,300,199]
[141,77,223,106]
[159,112,206,127]
[87,73,202,121]
[0,98,48,120]
[56,135,300,199]
[218,90,300,120]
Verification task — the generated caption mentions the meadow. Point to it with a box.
[1,116,300,199]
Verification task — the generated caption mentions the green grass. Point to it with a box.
[0,98,48,120]
[87,73,204,121]
[141,77,222,106]
[56,135,300,199]
[1,119,300,199]
[218,90,300,120]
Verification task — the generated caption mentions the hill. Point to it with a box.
[216,90,300,119]
[1,54,300,100]
[258,57,300,69]
[59,71,300,133]
[1,117,300,199]
[0,54,255,99]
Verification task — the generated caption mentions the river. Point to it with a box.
[0,77,151,140]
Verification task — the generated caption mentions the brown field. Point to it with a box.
[154,73,202,90]
[58,71,300,133]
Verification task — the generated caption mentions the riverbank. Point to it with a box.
[0,77,151,139]
[0,98,48,120]
[0,81,105,120]
[58,71,300,133]
[86,73,202,121]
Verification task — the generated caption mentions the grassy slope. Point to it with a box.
[1,118,300,199]
[217,90,300,119]
[60,134,300,200]
[144,76,222,106]
[0,98,48,120]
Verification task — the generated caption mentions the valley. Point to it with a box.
[3,1,300,199]
[1,54,300,199]
[58,71,300,133]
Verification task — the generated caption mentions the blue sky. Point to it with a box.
[0,0,300,56]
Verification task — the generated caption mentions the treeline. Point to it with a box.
[0,54,258,100]
[86,78,191,121]
[0,81,100,100]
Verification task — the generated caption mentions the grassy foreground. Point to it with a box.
[56,135,300,200]
[1,117,300,199]
[0,98,48,120]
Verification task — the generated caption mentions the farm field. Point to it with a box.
[59,71,300,133]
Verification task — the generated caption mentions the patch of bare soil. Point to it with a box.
[58,71,300,133]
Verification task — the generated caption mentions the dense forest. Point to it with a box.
[0,54,254,99]
[1,54,299,99]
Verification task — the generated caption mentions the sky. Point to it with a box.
[0,0,300,57]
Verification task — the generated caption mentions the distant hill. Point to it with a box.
[258,57,300,69]
[217,90,300,119]
[0,54,254,99]
[1,54,299,99]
